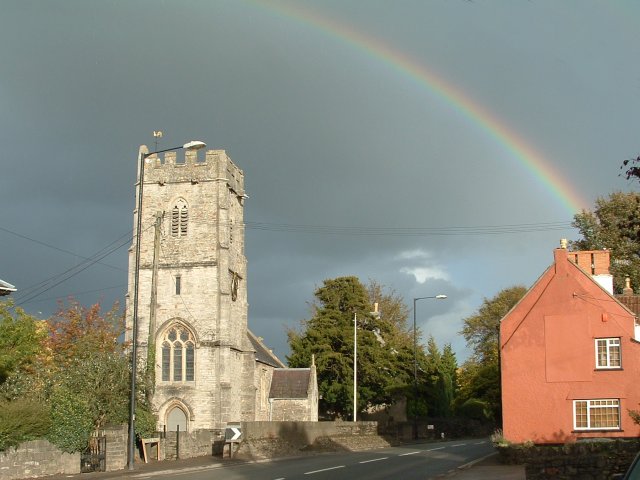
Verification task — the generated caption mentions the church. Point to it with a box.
[125,144,317,432]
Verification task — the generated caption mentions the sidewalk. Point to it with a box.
[448,452,525,479]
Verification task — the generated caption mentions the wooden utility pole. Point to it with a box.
[149,211,162,337]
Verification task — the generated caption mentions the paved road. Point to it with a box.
[132,439,493,480]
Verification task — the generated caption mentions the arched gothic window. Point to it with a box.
[160,325,195,382]
[171,199,188,237]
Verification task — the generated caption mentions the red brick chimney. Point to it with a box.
[568,250,610,275]
[556,239,613,293]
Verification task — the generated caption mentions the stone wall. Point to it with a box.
[270,399,314,422]
[162,429,225,460]
[236,421,388,460]
[377,418,493,442]
[243,421,378,445]
[496,439,640,480]
[104,425,127,471]
[0,440,79,480]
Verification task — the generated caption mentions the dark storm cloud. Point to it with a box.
[1,0,638,361]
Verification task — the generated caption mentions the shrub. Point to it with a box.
[135,403,158,439]
[457,398,491,421]
[46,386,94,453]
[0,398,51,451]
[490,428,508,446]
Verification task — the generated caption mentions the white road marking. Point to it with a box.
[399,451,421,456]
[426,446,445,451]
[304,465,345,475]
[474,441,486,445]
[451,444,466,447]
[359,457,389,464]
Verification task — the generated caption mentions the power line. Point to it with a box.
[189,219,575,236]
[15,228,139,307]
[0,226,128,272]
[7,216,576,307]
[19,284,127,306]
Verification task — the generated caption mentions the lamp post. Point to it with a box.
[353,312,357,422]
[412,294,447,440]
[353,303,380,423]
[127,140,206,470]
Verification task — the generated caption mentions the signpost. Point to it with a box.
[224,424,242,458]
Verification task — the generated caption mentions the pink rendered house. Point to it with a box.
[500,243,640,444]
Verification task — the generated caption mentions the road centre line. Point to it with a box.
[451,444,467,447]
[399,451,421,456]
[304,465,345,475]
[426,446,445,451]
[359,457,389,464]
[474,441,486,445]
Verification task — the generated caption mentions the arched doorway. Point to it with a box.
[166,406,187,432]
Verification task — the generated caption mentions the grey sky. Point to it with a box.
[1,0,638,362]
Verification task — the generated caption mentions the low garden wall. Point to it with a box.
[242,420,378,443]
[235,421,388,459]
[376,418,493,441]
[0,439,80,480]
[497,439,640,480]
[0,421,390,478]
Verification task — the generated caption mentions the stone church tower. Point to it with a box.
[125,145,286,432]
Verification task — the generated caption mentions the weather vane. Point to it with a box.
[153,131,163,152]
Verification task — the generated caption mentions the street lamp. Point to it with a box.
[353,303,380,422]
[128,140,206,470]
[412,294,447,440]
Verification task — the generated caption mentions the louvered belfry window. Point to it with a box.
[171,199,188,237]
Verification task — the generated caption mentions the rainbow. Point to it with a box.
[248,1,590,215]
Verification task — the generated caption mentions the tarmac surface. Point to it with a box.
[49,447,525,480]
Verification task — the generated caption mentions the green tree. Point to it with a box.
[44,300,145,447]
[440,343,458,392]
[288,277,413,418]
[571,191,640,293]
[0,299,156,452]
[457,286,527,424]
[419,336,457,418]
[435,343,458,418]
[0,300,46,383]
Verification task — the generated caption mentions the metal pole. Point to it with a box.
[412,295,447,440]
[128,150,147,470]
[126,142,205,469]
[413,298,418,440]
[353,312,357,422]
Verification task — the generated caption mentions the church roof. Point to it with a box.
[269,368,311,399]
[247,330,285,368]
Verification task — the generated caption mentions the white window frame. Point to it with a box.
[573,399,620,430]
[595,337,621,369]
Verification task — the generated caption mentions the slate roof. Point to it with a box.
[269,368,311,399]
[247,329,285,368]
[0,279,16,296]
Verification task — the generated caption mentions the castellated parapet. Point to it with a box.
[142,148,245,198]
